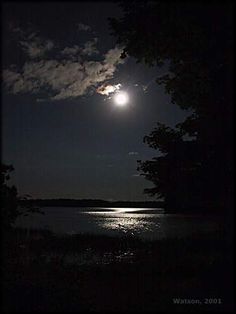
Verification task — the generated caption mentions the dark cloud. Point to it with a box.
[82,38,99,56]
[11,26,54,59]
[128,152,139,155]
[61,45,81,57]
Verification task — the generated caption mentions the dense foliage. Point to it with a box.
[109,1,234,213]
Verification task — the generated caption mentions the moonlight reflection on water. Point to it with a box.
[96,215,160,236]
[15,207,221,239]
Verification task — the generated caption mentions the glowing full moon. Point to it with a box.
[114,91,129,106]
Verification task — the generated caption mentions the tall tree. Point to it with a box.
[109,1,234,213]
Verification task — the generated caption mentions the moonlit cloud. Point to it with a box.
[62,38,99,58]
[3,43,125,100]
[61,45,81,56]
[77,23,91,31]
[82,38,99,56]
[3,23,125,101]
[20,36,54,59]
[96,83,121,96]
[104,46,124,65]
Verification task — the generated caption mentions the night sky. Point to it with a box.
[2,2,190,201]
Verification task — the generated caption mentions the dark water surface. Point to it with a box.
[15,207,222,239]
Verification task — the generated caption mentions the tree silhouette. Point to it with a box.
[109,1,234,213]
[1,163,43,230]
[1,164,19,229]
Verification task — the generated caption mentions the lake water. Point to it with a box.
[15,207,222,240]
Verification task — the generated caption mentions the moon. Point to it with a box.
[114,91,129,106]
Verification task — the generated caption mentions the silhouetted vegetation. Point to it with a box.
[109,1,234,214]
[1,163,43,232]
[2,227,233,312]
[1,164,18,230]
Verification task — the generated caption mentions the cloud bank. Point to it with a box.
[3,25,125,101]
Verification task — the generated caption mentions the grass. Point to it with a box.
[1,227,234,312]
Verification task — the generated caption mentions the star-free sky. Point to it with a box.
[2,2,190,201]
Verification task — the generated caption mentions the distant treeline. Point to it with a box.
[19,198,164,208]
